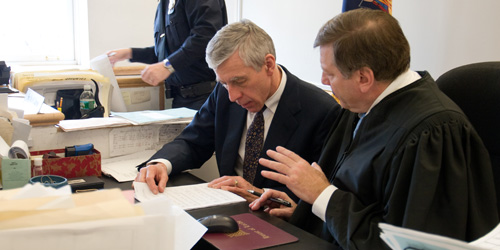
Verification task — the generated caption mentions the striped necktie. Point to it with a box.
[243,106,266,183]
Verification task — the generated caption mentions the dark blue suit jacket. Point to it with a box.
[131,0,227,87]
[143,66,340,198]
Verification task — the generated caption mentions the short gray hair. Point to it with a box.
[206,19,276,71]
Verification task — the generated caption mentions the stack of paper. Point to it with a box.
[57,117,133,132]
[134,182,246,210]
[111,107,197,125]
[101,150,157,182]
[380,222,500,250]
[0,183,207,250]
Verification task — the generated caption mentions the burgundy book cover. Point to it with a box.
[203,213,298,249]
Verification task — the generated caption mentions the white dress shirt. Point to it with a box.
[148,66,287,176]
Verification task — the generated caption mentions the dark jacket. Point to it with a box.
[131,0,227,87]
[142,66,340,199]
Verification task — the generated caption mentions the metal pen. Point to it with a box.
[247,190,292,207]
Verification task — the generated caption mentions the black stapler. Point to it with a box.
[0,61,18,93]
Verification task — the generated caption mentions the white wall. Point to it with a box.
[87,0,240,67]
[240,0,342,85]
[240,0,500,83]
[87,0,500,83]
[394,0,500,78]
[87,0,157,66]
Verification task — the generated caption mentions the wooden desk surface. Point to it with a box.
[100,174,334,250]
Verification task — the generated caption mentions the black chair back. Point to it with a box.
[436,61,500,216]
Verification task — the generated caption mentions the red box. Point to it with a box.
[30,149,101,178]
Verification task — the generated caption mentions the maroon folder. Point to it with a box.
[203,213,298,249]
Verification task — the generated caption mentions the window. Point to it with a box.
[0,0,88,67]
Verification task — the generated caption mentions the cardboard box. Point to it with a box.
[30,149,101,178]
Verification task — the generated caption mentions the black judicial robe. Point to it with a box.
[290,71,499,249]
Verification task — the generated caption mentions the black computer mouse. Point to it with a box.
[197,214,239,233]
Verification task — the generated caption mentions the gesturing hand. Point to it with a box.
[259,146,330,204]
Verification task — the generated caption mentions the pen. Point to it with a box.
[108,52,117,57]
[247,190,292,207]
[58,97,63,111]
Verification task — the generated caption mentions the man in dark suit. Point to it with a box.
[135,19,340,202]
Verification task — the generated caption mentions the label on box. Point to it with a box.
[1,158,31,189]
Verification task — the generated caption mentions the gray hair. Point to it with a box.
[206,19,276,72]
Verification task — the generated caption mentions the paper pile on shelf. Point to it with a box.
[0,183,207,250]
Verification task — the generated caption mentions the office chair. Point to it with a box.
[435,61,500,216]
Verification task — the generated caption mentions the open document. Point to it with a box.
[0,183,206,250]
[134,182,246,210]
[380,222,500,250]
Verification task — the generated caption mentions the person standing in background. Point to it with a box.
[343,0,392,14]
[108,0,227,110]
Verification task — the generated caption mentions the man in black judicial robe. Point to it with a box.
[249,9,499,250]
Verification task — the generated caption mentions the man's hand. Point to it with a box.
[259,146,330,204]
[208,176,264,202]
[141,62,172,86]
[134,162,169,194]
[249,189,296,220]
[107,48,132,67]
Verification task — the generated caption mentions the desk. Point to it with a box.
[101,174,335,249]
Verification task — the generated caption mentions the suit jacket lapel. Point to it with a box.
[218,102,246,176]
[253,73,301,185]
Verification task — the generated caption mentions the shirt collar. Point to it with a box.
[262,65,286,115]
[366,69,421,115]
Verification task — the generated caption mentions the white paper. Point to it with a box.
[101,150,157,182]
[379,223,488,250]
[91,54,128,112]
[23,88,44,115]
[471,223,500,249]
[111,107,196,125]
[134,182,246,210]
[57,117,132,132]
[139,196,207,250]
[109,126,160,157]
[11,118,31,143]
[10,182,72,200]
[0,135,9,157]
[0,203,205,250]
[8,92,60,117]
[0,184,206,250]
